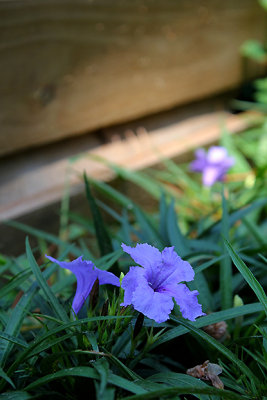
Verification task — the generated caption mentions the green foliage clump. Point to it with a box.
[1,95,267,399]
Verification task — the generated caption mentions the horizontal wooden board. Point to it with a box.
[0,0,264,156]
[0,107,258,222]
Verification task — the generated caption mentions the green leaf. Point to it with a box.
[160,157,200,192]
[7,315,132,377]
[166,201,189,257]
[123,385,245,400]
[0,332,28,349]
[0,367,15,389]
[240,40,266,62]
[26,333,75,359]
[93,358,110,397]
[259,0,267,11]
[0,269,31,299]
[133,206,163,248]
[104,161,162,200]
[159,192,168,243]
[0,260,60,370]
[259,253,267,264]
[220,190,233,310]
[188,272,213,312]
[26,237,69,323]
[95,249,124,271]
[148,373,210,400]
[5,220,81,257]
[118,209,134,245]
[24,366,147,394]
[256,127,267,167]
[242,216,266,246]
[194,255,225,275]
[224,239,267,317]
[211,198,267,235]
[0,284,37,368]
[89,177,132,209]
[242,346,267,371]
[152,303,263,348]
[0,392,32,400]
[86,332,99,352]
[97,199,124,223]
[221,129,251,173]
[106,352,141,382]
[84,173,114,257]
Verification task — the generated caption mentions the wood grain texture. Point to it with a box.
[0,0,264,156]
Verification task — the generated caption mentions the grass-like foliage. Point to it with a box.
[1,126,267,399]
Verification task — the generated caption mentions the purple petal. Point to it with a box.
[190,149,207,172]
[96,268,120,287]
[45,255,119,314]
[166,283,205,321]
[191,146,234,187]
[161,247,194,283]
[202,166,221,186]
[207,146,228,163]
[121,266,146,306]
[221,156,235,170]
[144,247,194,290]
[132,280,174,323]
[121,243,161,269]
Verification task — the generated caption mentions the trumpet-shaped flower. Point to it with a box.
[45,255,120,315]
[120,243,205,323]
[190,146,235,186]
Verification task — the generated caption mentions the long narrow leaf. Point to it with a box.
[167,201,189,257]
[159,192,169,244]
[211,198,267,235]
[220,189,233,310]
[0,260,59,370]
[224,239,267,316]
[0,270,31,299]
[0,284,37,368]
[188,272,213,312]
[84,173,114,257]
[89,177,132,209]
[95,249,123,271]
[0,367,15,389]
[26,238,69,323]
[0,392,32,399]
[7,315,132,377]
[24,366,147,394]
[107,163,161,200]
[123,385,246,400]
[133,206,163,248]
[148,372,210,400]
[152,303,263,348]
[5,220,81,256]
[0,333,28,349]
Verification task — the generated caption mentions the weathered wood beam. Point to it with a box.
[0,0,264,156]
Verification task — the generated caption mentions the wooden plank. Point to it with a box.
[0,0,264,156]
[0,107,258,222]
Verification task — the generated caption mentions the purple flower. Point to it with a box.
[45,255,120,315]
[190,146,235,186]
[120,243,205,324]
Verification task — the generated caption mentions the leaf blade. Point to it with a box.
[224,239,267,316]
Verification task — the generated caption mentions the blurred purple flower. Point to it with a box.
[45,255,120,315]
[120,243,205,324]
[190,146,235,186]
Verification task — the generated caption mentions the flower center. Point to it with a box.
[148,280,162,293]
